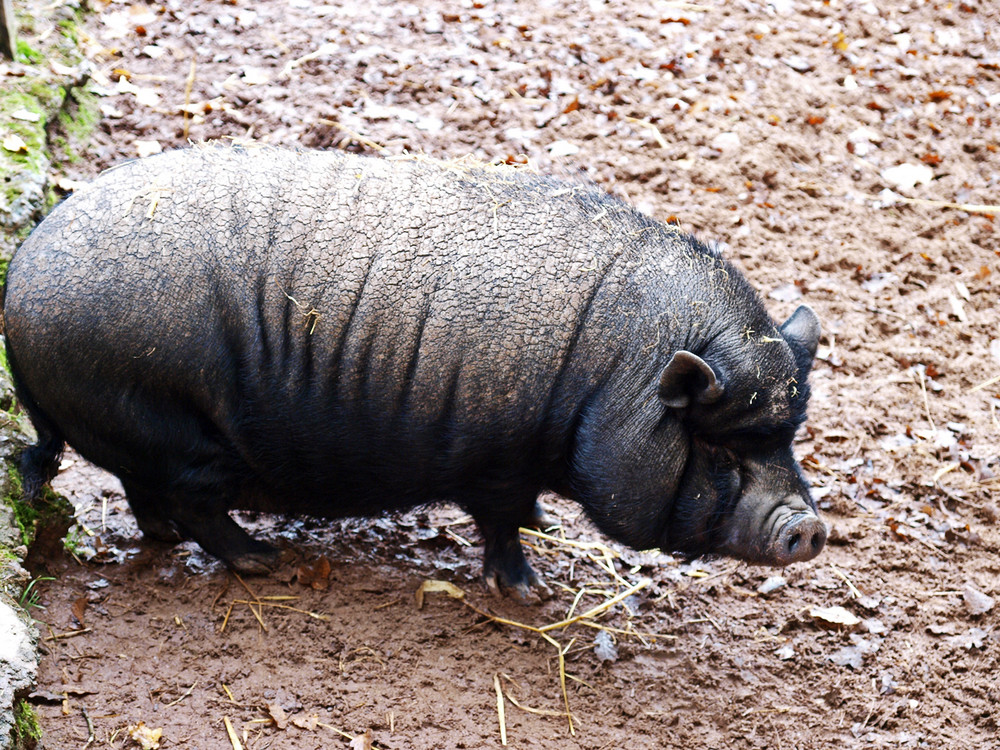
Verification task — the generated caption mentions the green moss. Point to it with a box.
[59,87,100,142]
[14,41,43,65]
[44,184,62,212]
[3,468,71,546]
[5,467,34,546]
[56,18,79,46]
[62,525,85,556]
[25,79,68,114]
[13,699,42,744]
[0,90,51,181]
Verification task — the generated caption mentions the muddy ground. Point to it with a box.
[16,0,1000,747]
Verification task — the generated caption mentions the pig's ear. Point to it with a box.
[780,305,821,359]
[659,351,724,409]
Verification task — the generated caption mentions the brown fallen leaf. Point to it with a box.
[268,704,289,730]
[291,714,318,731]
[72,596,88,627]
[295,557,331,591]
[350,728,373,750]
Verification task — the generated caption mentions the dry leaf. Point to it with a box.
[295,557,331,591]
[2,134,28,153]
[290,714,318,731]
[963,586,994,616]
[547,140,580,157]
[769,283,802,302]
[350,729,373,750]
[828,645,864,669]
[594,630,618,663]
[415,579,465,609]
[127,722,163,750]
[809,606,860,630]
[11,108,41,122]
[50,60,77,76]
[71,596,88,626]
[136,88,161,108]
[268,704,289,730]
[946,628,988,650]
[881,163,933,191]
[757,576,787,595]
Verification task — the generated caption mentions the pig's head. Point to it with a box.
[570,287,826,568]
[656,304,826,565]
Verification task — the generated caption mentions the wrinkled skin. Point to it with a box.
[4,145,826,596]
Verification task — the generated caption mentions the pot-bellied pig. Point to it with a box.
[4,145,826,596]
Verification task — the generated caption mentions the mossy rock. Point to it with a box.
[1,0,102,259]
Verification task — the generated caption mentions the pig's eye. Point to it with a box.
[706,445,739,471]
[711,451,742,508]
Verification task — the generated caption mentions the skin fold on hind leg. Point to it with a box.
[124,483,279,574]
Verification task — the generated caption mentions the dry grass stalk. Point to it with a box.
[230,599,330,620]
[830,566,863,598]
[182,56,196,140]
[494,673,508,746]
[970,373,1000,392]
[519,527,631,587]
[890,195,1000,214]
[164,681,198,708]
[916,366,935,431]
[316,722,384,749]
[221,684,239,704]
[44,628,92,641]
[317,119,386,153]
[223,716,243,750]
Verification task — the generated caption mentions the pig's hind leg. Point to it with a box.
[468,494,554,600]
[124,482,279,575]
[123,484,183,543]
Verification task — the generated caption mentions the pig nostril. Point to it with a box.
[786,533,801,554]
[810,531,824,552]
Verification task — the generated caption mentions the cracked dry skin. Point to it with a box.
[6,145,821,589]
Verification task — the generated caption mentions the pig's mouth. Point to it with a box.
[719,495,828,566]
[767,508,827,565]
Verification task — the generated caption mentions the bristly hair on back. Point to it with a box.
[702,238,728,258]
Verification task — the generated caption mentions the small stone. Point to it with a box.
[548,140,580,157]
[881,163,934,191]
[775,645,795,660]
[963,586,994,616]
[783,55,813,73]
[758,576,787,595]
[711,131,741,154]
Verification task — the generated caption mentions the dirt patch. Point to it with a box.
[20,0,1000,748]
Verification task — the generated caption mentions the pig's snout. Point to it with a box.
[769,504,828,565]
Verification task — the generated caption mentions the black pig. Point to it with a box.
[3,145,826,595]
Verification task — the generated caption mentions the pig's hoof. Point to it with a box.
[484,567,553,601]
[135,516,184,543]
[227,547,281,576]
[524,501,556,532]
